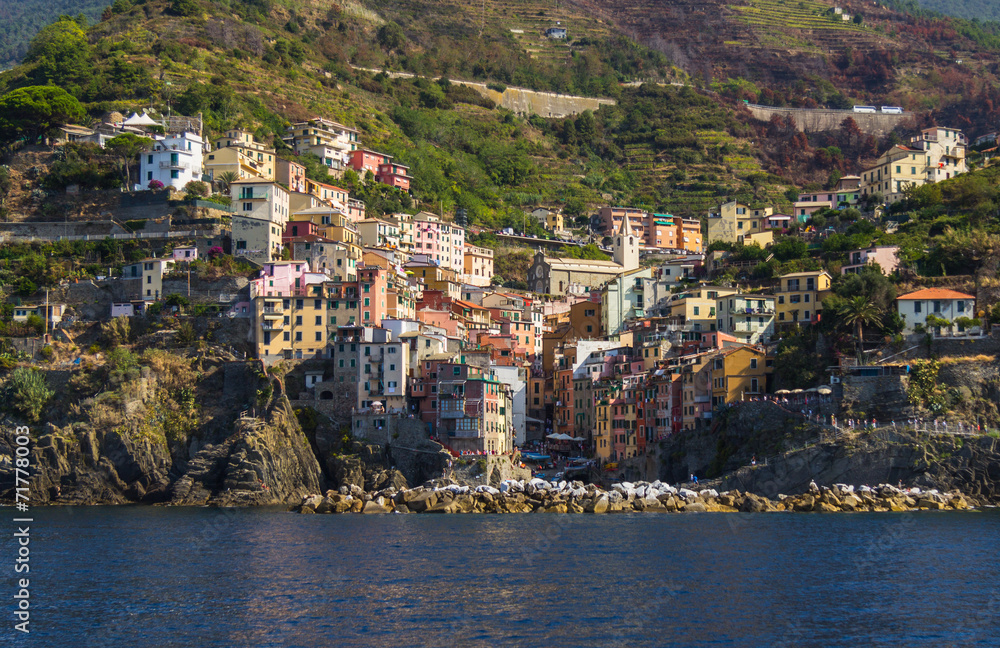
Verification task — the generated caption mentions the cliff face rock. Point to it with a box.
[659,401,830,484]
[700,430,1000,503]
[170,398,323,506]
[307,412,450,491]
[0,422,173,505]
[0,360,324,506]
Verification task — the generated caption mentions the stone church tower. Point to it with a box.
[612,213,639,272]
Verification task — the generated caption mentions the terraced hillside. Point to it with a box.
[568,0,995,106]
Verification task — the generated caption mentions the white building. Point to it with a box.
[896,288,976,334]
[357,218,401,250]
[140,131,204,191]
[490,365,528,446]
[716,294,776,344]
[284,118,359,171]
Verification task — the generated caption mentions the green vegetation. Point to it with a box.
[557,244,610,260]
[6,366,53,422]
[0,85,85,145]
[0,4,106,69]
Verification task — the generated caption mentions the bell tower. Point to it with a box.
[612,213,639,271]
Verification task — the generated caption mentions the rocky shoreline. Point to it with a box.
[296,478,980,515]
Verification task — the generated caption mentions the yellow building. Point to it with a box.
[667,286,738,333]
[546,211,565,232]
[775,270,832,327]
[706,201,773,246]
[405,262,462,299]
[861,128,967,204]
[290,206,361,256]
[205,129,275,181]
[254,292,329,362]
[711,345,771,406]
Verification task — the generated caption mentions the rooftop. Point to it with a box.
[897,288,975,301]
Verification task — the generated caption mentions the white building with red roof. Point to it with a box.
[896,287,976,334]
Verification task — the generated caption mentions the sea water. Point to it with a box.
[4,506,999,647]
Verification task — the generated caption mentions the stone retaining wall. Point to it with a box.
[746,103,914,136]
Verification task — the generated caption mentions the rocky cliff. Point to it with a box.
[0,356,416,506]
[700,429,1000,503]
[660,403,1000,504]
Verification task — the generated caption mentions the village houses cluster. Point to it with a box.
[37,114,978,463]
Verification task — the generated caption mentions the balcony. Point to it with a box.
[159,161,191,170]
[440,400,467,419]
[261,321,284,331]
[238,192,271,201]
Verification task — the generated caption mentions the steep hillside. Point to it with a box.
[2,0,998,223]
[0,0,795,223]
[0,0,106,69]
[916,0,1000,23]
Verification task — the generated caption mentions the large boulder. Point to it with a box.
[362,499,389,514]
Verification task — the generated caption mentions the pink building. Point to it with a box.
[276,158,306,194]
[842,245,900,275]
[250,260,311,298]
[376,161,412,191]
[413,213,465,274]
[349,149,389,175]
[356,265,389,327]
[794,191,836,220]
[283,220,322,241]
[416,308,465,338]
[348,198,366,222]
[762,213,794,231]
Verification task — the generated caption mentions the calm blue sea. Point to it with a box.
[3,506,999,647]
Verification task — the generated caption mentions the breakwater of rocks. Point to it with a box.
[296,478,978,515]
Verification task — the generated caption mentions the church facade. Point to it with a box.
[527,215,640,295]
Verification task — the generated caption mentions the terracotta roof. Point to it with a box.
[452,299,488,311]
[897,288,975,300]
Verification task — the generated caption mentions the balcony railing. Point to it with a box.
[159,161,191,170]
[261,321,284,331]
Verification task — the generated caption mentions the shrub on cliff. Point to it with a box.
[7,367,53,423]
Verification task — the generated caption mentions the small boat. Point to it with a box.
[521,452,551,463]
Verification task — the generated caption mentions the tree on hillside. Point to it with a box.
[214,170,239,195]
[24,17,93,86]
[105,133,153,190]
[170,0,200,17]
[838,295,883,357]
[0,86,86,145]
[377,22,405,52]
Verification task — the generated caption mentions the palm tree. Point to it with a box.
[215,170,239,195]
[838,296,883,358]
